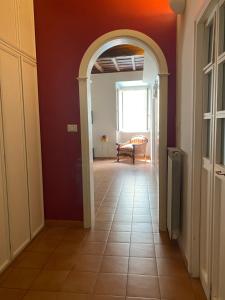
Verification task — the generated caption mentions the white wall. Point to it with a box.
[91,71,143,158]
[177,0,209,268]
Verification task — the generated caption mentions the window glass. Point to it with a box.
[204,119,211,158]
[207,23,214,64]
[219,4,225,54]
[220,119,225,165]
[204,71,212,113]
[119,89,148,132]
[217,62,225,111]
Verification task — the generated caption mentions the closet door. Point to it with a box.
[0,46,30,258]
[21,58,44,237]
[0,112,10,272]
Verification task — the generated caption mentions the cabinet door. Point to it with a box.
[0,0,19,48]
[18,0,36,58]
[21,58,44,237]
[0,47,30,258]
[0,113,10,272]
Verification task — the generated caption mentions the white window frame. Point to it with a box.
[117,86,150,133]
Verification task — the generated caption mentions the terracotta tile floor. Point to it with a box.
[0,159,207,300]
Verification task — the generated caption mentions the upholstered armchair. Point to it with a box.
[116,136,148,164]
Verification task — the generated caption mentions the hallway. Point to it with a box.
[0,160,206,300]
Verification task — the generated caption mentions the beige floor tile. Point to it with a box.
[155,244,182,259]
[104,243,130,256]
[44,252,77,270]
[0,268,40,289]
[62,229,87,242]
[132,223,152,233]
[92,222,112,231]
[86,231,109,242]
[12,251,50,269]
[153,233,171,244]
[26,238,61,253]
[108,232,131,243]
[61,271,97,293]
[74,255,102,272]
[130,232,153,244]
[0,288,26,299]
[157,258,188,277]
[93,296,125,300]
[127,275,160,298]
[132,215,151,223]
[129,258,157,275]
[191,279,207,300]
[159,276,195,300]
[94,273,127,296]
[38,227,68,241]
[57,293,91,300]
[30,270,69,291]
[130,244,155,258]
[126,298,158,300]
[23,291,58,300]
[80,242,106,255]
[111,223,132,232]
[100,256,129,273]
[54,240,81,254]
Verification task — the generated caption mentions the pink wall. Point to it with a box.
[33,0,177,220]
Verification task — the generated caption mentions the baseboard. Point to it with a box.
[45,219,83,228]
[94,157,116,160]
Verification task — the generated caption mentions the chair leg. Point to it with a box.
[132,153,135,164]
[117,150,120,162]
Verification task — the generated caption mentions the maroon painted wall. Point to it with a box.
[33,0,177,221]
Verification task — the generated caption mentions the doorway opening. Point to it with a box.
[78,30,169,230]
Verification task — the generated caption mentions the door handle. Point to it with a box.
[216,170,225,176]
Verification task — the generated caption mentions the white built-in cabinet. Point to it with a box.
[0,0,44,273]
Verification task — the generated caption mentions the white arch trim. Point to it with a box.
[78,29,169,230]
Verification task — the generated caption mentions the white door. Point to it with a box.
[200,13,215,297]
[21,58,44,238]
[0,46,30,257]
[200,2,225,299]
[211,2,225,299]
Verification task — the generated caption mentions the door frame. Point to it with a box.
[77,29,169,229]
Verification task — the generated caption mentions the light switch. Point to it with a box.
[67,124,78,133]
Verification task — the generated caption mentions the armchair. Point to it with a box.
[116,136,148,164]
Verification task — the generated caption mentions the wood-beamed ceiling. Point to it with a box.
[92,44,144,74]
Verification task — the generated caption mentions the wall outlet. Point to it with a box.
[67,124,78,133]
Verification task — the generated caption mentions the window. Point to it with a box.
[118,88,149,132]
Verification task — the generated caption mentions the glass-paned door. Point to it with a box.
[207,1,225,299]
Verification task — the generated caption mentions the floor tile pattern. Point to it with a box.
[0,160,206,299]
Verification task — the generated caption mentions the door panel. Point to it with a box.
[17,0,36,57]
[0,113,10,272]
[21,58,44,237]
[0,47,30,257]
[200,162,213,297]
[0,0,19,48]
[212,172,225,300]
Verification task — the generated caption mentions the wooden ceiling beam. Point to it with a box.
[131,56,136,71]
[111,58,120,72]
[94,62,104,73]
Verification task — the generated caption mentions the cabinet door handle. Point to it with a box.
[216,171,225,176]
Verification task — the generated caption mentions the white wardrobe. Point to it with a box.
[0,0,44,272]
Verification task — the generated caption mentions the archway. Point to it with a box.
[78,29,169,230]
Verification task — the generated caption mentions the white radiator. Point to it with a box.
[167,148,182,240]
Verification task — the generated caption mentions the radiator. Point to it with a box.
[167,148,182,240]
